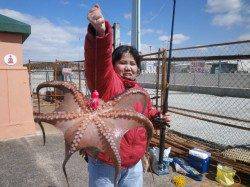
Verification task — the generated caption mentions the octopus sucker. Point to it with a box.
[33,81,154,186]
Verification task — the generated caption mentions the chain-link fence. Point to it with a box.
[26,40,250,171]
[25,60,87,93]
[25,60,88,112]
[139,40,250,165]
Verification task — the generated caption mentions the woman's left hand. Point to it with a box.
[160,112,171,124]
[153,112,171,129]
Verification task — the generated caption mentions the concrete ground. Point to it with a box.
[0,125,241,187]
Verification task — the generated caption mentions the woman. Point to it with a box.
[84,4,170,187]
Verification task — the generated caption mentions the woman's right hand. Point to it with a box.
[87,4,106,36]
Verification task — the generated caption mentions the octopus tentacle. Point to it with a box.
[99,109,154,143]
[36,81,88,111]
[101,109,152,124]
[37,121,46,145]
[63,142,71,186]
[69,121,88,154]
[63,120,91,186]
[34,111,81,145]
[36,81,78,93]
[94,118,121,186]
[34,111,80,123]
[33,81,154,186]
[36,81,75,113]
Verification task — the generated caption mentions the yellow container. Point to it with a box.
[215,164,236,186]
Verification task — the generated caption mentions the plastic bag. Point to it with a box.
[148,147,172,175]
[215,164,236,186]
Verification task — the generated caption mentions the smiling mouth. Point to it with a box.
[123,73,132,76]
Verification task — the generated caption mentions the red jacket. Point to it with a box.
[84,21,159,167]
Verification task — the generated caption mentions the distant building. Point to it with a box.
[190,61,206,73]
[237,60,250,73]
[171,61,242,74]
[209,61,238,74]
[172,61,206,73]
[172,63,189,73]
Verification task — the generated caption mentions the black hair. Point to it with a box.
[112,45,141,72]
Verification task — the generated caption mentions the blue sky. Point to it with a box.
[0,0,249,62]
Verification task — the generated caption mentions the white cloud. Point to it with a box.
[238,33,250,40]
[129,28,162,42]
[205,0,244,27]
[212,12,242,26]
[140,28,163,35]
[156,29,163,35]
[124,13,131,20]
[141,28,154,35]
[206,0,241,13]
[0,9,86,62]
[159,35,169,42]
[158,34,190,44]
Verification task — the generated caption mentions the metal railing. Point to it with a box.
[139,40,250,150]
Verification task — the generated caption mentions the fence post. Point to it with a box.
[161,49,167,111]
[155,49,161,109]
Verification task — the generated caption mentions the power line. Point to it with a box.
[142,1,168,25]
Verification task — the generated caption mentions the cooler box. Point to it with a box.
[187,148,211,174]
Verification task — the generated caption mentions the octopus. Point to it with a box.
[33,81,154,186]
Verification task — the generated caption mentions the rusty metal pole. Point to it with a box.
[158,49,168,167]
[155,49,161,109]
[54,60,58,108]
[161,50,167,111]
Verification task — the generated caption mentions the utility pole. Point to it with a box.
[131,0,141,52]
[113,23,120,49]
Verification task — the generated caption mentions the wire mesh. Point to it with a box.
[139,40,250,151]
[26,60,87,94]
[27,41,250,164]
[26,60,88,113]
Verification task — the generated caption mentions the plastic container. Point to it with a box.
[187,155,210,174]
[215,164,236,186]
[187,148,211,174]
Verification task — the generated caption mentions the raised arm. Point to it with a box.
[84,5,120,98]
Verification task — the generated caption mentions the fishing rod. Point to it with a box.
[153,0,176,175]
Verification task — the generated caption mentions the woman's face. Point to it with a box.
[114,52,139,80]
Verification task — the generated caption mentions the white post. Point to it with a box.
[131,0,141,52]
